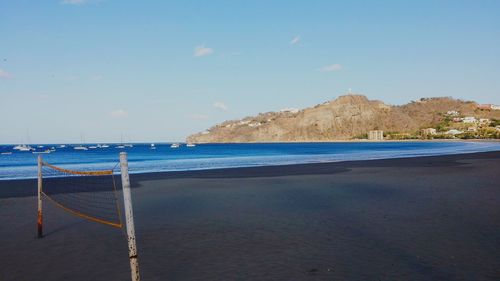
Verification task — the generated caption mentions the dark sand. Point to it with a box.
[1,151,500,280]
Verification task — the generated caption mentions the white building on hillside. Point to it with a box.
[368,130,384,140]
[479,118,490,125]
[462,116,477,123]
[248,122,262,127]
[446,129,463,135]
[280,108,299,114]
[422,128,437,135]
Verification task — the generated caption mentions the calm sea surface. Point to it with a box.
[1,141,500,180]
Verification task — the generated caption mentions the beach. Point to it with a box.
[1,151,500,280]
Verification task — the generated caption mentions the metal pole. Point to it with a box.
[37,155,43,238]
[120,152,140,281]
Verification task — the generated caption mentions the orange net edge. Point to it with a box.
[42,162,113,176]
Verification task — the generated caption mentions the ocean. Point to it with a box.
[1,141,500,180]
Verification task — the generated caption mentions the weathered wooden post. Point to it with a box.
[120,152,140,281]
[37,155,43,238]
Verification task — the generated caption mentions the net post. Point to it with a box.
[37,155,43,238]
[119,152,140,281]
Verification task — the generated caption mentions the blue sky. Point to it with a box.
[1,0,499,143]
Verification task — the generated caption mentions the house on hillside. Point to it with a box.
[446,129,463,135]
[280,108,299,114]
[421,128,437,135]
[446,110,459,116]
[248,122,262,127]
[463,116,477,123]
[368,130,384,140]
[479,118,491,126]
[491,105,500,110]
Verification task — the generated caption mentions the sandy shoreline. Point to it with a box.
[1,151,500,280]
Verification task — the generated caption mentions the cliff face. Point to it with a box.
[186,94,499,143]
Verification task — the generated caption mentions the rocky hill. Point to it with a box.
[186,94,500,143]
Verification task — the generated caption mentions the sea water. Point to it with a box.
[0,141,499,180]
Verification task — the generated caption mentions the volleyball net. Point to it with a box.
[40,162,123,228]
[37,153,140,281]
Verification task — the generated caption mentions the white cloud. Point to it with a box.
[194,45,214,57]
[61,0,88,4]
[290,35,301,45]
[213,101,228,111]
[110,109,128,118]
[190,114,209,120]
[319,64,342,72]
[0,69,12,79]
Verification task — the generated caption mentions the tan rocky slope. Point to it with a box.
[186,94,499,143]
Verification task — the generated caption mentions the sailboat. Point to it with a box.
[13,144,33,151]
[14,133,33,151]
[124,135,134,147]
[74,145,88,150]
[115,133,128,148]
[74,135,88,150]
[14,131,34,152]
[150,143,156,149]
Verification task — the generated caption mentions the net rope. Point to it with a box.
[41,162,123,228]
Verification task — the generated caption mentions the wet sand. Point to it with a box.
[1,151,500,280]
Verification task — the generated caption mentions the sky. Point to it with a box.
[1,0,499,143]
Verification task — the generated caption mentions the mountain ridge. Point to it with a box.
[187,94,500,143]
